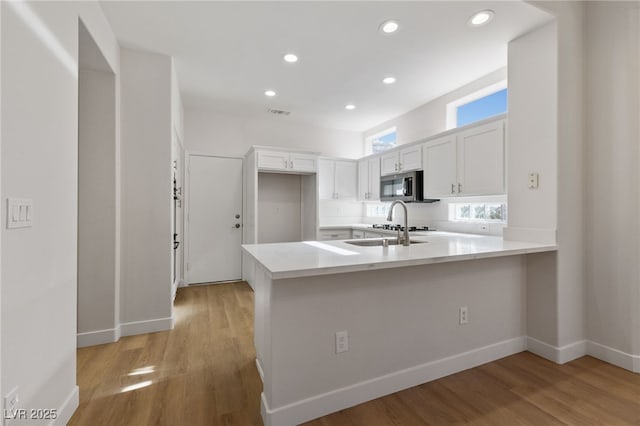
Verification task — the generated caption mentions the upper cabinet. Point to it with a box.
[318,158,357,200]
[256,150,317,173]
[381,145,422,176]
[358,157,381,201]
[423,119,505,198]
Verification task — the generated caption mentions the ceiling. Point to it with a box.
[99,1,553,132]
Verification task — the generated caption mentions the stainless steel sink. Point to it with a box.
[345,239,426,247]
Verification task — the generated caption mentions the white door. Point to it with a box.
[457,120,505,195]
[318,159,336,200]
[368,158,381,200]
[187,155,243,284]
[399,145,422,172]
[380,151,399,176]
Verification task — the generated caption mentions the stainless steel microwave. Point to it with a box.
[380,171,424,202]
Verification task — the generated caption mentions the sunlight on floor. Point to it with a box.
[120,380,153,393]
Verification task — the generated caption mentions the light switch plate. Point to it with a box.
[7,198,33,229]
[528,173,539,189]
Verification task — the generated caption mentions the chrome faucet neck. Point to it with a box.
[387,201,410,246]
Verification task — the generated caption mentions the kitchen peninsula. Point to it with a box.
[242,233,557,426]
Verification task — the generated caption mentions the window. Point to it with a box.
[456,88,507,127]
[446,81,507,129]
[365,127,397,155]
[450,203,507,222]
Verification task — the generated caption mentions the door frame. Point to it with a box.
[184,152,244,284]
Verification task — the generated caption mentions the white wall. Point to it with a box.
[584,2,640,359]
[1,1,119,422]
[185,109,362,159]
[363,68,507,148]
[78,66,118,342]
[120,48,174,333]
[258,174,303,243]
[504,22,557,244]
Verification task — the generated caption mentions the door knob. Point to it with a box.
[234,223,241,229]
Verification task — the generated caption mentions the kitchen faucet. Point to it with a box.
[386,200,410,246]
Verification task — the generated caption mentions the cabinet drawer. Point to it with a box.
[318,229,352,240]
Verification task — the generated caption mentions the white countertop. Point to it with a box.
[242,232,557,279]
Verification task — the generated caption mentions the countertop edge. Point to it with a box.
[256,244,557,280]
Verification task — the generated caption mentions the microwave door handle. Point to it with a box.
[403,178,411,196]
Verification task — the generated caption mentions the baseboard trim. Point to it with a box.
[587,340,640,373]
[51,385,79,426]
[261,336,526,426]
[77,326,121,348]
[256,358,265,382]
[526,337,587,364]
[120,316,174,337]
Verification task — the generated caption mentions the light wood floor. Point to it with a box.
[71,282,640,426]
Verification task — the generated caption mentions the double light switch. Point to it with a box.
[7,198,33,229]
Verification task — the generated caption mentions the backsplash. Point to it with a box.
[321,195,507,236]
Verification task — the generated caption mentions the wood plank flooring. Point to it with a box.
[71,282,640,426]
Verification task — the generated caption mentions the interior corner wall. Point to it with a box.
[184,109,363,159]
[584,1,640,359]
[1,0,119,422]
[120,48,173,334]
[521,1,585,354]
[362,68,507,147]
[78,67,118,340]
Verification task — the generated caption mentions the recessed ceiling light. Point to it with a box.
[265,90,276,97]
[382,77,396,85]
[345,104,356,111]
[469,10,494,27]
[283,53,298,63]
[380,20,399,34]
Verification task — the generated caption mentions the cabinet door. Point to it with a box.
[368,158,381,200]
[351,229,365,239]
[318,159,336,200]
[334,160,357,199]
[423,136,457,198]
[357,159,369,201]
[290,153,317,172]
[457,120,505,195]
[399,145,422,172]
[256,151,288,170]
[364,231,383,238]
[380,151,399,176]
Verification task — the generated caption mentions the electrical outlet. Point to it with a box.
[335,330,349,354]
[4,387,20,425]
[459,306,469,325]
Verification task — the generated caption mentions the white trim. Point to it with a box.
[503,226,557,244]
[446,80,507,130]
[587,341,640,373]
[256,358,265,382]
[261,336,526,426]
[50,385,79,426]
[526,337,587,363]
[120,316,174,337]
[77,326,121,348]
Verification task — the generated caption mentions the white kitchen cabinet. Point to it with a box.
[457,120,505,195]
[422,135,458,197]
[318,228,352,240]
[358,157,381,201]
[318,158,357,200]
[380,146,422,176]
[257,150,317,173]
[351,229,365,239]
[364,231,384,238]
[423,119,505,198]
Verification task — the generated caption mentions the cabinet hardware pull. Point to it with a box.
[283,159,287,168]
[290,160,293,168]
[451,184,455,194]
[458,183,462,193]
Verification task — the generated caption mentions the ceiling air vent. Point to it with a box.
[267,108,291,116]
